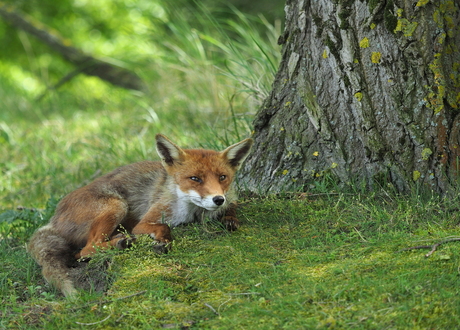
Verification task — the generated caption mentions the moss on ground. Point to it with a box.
[2,193,460,329]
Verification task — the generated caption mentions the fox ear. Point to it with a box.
[155,134,184,166]
[221,138,253,169]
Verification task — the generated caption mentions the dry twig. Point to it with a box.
[69,290,147,312]
[75,314,111,326]
[204,303,219,315]
[399,237,460,257]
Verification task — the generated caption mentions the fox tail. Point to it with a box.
[27,225,78,297]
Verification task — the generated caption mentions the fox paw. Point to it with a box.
[222,216,240,231]
[118,236,136,250]
[114,234,136,250]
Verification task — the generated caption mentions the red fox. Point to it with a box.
[27,134,253,297]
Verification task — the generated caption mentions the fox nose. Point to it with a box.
[212,195,225,206]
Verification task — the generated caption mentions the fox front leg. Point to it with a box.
[133,222,172,254]
[132,207,173,254]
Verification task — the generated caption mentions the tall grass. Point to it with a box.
[0,4,281,210]
[148,3,281,144]
[156,4,281,104]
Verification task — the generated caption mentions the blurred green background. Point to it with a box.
[0,0,284,211]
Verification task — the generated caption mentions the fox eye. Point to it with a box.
[219,175,226,181]
[190,176,202,183]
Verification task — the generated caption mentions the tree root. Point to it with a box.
[399,237,460,257]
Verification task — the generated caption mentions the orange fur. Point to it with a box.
[27,134,252,297]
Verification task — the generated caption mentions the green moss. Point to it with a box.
[338,11,351,30]
[324,35,341,61]
[312,13,323,38]
[360,37,370,48]
[416,0,430,6]
[368,0,382,14]
[338,0,354,30]
[433,1,459,111]
[384,0,398,33]
[427,56,445,113]
[371,51,382,63]
[343,74,351,88]
[5,193,460,328]
[394,16,419,37]
[392,0,458,114]
[435,0,457,38]
[323,34,348,87]
[421,148,433,160]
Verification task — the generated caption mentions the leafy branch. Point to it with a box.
[0,2,144,92]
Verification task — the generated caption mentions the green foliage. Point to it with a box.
[0,196,59,241]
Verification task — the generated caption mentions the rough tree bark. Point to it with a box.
[240,0,460,193]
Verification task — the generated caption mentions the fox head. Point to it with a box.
[155,134,253,211]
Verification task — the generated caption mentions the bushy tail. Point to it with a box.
[27,225,78,297]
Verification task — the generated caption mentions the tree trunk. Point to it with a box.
[240,0,460,194]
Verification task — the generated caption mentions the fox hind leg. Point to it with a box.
[76,198,130,259]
